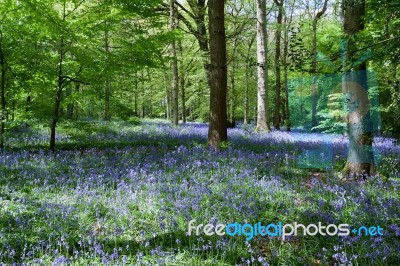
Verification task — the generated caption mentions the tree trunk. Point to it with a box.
[180,71,186,123]
[244,68,249,124]
[207,0,227,149]
[104,29,111,122]
[50,34,64,152]
[311,21,318,129]
[163,71,171,120]
[311,0,329,130]
[244,34,256,125]
[283,14,291,131]
[66,85,73,119]
[74,82,80,119]
[255,0,270,132]
[342,0,374,178]
[0,37,5,151]
[274,0,283,130]
[11,100,15,121]
[170,0,179,126]
[134,72,138,117]
[229,59,236,123]
[50,3,67,152]
[177,39,186,123]
[24,91,31,111]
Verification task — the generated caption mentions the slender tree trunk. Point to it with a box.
[134,91,138,117]
[134,71,138,117]
[244,67,249,124]
[311,0,329,130]
[283,14,291,131]
[140,70,145,118]
[170,0,179,126]
[311,21,318,129]
[50,3,67,152]
[163,71,171,120]
[207,0,227,148]
[177,39,186,123]
[25,94,32,113]
[66,86,73,119]
[342,0,374,178]
[0,36,6,150]
[11,100,15,121]
[255,0,270,132]
[74,82,80,119]
[244,34,256,125]
[229,60,236,123]
[50,34,64,152]
[104,29,111,122]
[274,0,283,130]
[180,72,186,123]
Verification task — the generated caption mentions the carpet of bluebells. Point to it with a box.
[0,120,399,265]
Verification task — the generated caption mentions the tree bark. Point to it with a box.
[311,0,329,130]
[50,3,67,152]
[66,85,73,119]
[177,39,186,123]
[104,28,111,122]
[274,0,283,130]
[342,0,374,178]
[283,14,291,131]
[244,34,256,125]
[207,0,227,149]
[74,82,80,119]
[255,0,270,132]
[0,32,6,151]
[180,70,186,123]
[11,100,15,121]
[170,0,179,126]
[163,71,171,120]
[229,53,238,124]
[134,71,138,117]
[50,34,64,152]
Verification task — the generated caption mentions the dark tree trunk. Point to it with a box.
[342,0,374,178]
[104,29,111,122]
[26,95,31,112]
[133,71,138,117]
[11,100,15,121]
[207,0,227,149]
[66,86,73,119]
[134,91,138,117]
[180,71,186,123]
[170,0,179,126]
[229,59,237,123]
[177,39,186,123]
[50,3,67,152]
[74,82,80,119]
[274,0,283,130]
[141,71,146,118]
[50,33,65,152]
[0,36,5,151]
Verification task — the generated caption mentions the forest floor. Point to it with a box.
[0,120,399,265]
